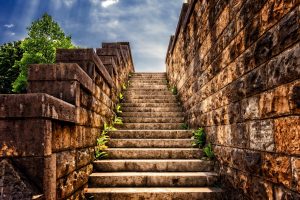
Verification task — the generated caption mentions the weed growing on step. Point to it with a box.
[122,83,127,90]
[181,123,189,130]
[118,93,124,101]
[203,143,214,159]
[116,103,122,114]
[95,123,116,159]
[113,116,123,125]
[191,128,206,148]
[171,86,177,95]
[95,116,123,159]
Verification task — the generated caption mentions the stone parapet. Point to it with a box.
[0,42,134,199]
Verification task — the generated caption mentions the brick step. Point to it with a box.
[124,91,172,95]
[123,99,178,103]
[85,187,223,200]
[109,130,192,139]
[88,172,218,187]
[109,139,193,148]
[119,112,183,117]
[121,103,179,107]
[93,159,214,172]
[122,107,182,112]
[122,117,184,123]
[106,148,202,159]
[119,123,183,130]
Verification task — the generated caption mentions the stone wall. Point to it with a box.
[166,0,300,199]
[0,43,134,199]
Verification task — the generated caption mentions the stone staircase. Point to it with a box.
[85,73,222,199]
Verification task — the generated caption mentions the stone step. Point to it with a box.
[120,123,183,130]
[129,81,167,84]
[106,148,202,159]
[109,139,193,148]
[109,130,192,139]
[122,117,184,123]
[85,187,223,200]
[128,85,168,89]
[89,172,218,187]
[93,159,214,172]
[124,91,172,96]
[124,99,178,103]
[122,107,182,112]
[124,95,177,100]
[130,77,167,79]
[131,73,166,76]
[122,103,179,107]
[120,112,184,118]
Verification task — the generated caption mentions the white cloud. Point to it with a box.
[64,0,76,8]
[85,0,183,72]
[50,0,76,10]
[4,24,14,28]
[101,0,119,8]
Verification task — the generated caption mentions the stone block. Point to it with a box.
[249,120,274,151]
[267,43,300,88]
[247,176,273,200]
[275,8,299,55]
[262,153,291,188]
[217,125,232,146]
[52,123,76,152]
[273,185,300,200]
[56,164,92,199]
[230,123,248,148]
[28,81,81,106]
[244,65,267,97]
[0,94,76,122]
[0,119,52,157]
[56,49,114,88]
[289,80,300,114]
[241,96,259,120]
[56,151,76,179]
[291,157,300,192]
[76,148,94,169]
[259,84,290,118]
[274,116,300,155]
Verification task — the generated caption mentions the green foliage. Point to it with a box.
[95,133,109,159]
[12,13,75,92]
[118,92,124,101]
[116,103,122,114]
[95,122,118,159]
[191,128,206,148]
[0,41,23,93]
[122,83,127,90]
[203,143,214,159]
[171,86,177,95]
[181,123,189,130]
[113,116,123,125]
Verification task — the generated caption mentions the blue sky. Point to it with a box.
[0,0,183,72]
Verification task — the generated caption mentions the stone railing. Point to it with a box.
[0,42,134,199]
[166,0,300,199]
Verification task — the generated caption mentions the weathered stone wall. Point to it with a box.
[0,43,134,199]
[166,0,300,199]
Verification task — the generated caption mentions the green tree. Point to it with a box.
[0,41,23,93]
[13,13,75,92]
